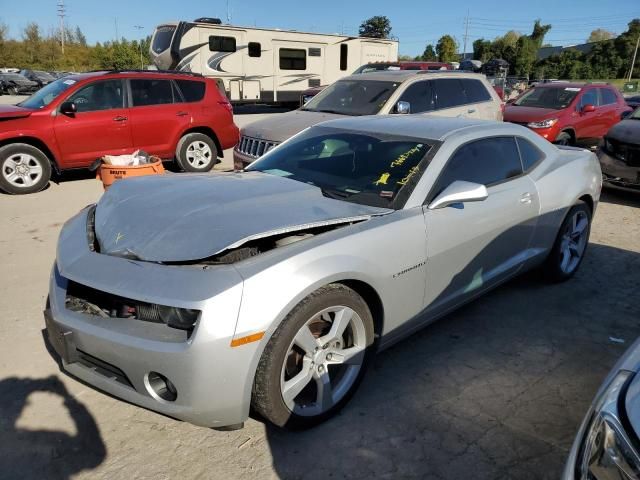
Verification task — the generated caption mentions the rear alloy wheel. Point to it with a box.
[545,201,591,281]
[0,143,52,194]
[554,132,573,146]
[252,284,375,429]
[176,133,218,172]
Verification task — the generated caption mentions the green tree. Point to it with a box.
[473,38,492,62]
[22,22,42,64]
[75,26,87,47]
[358,16,392,39]
[615,19,640,78]
[530,19,552,47]
[436,35,458,62]
[421,44,437,61]
[587,29,615,43]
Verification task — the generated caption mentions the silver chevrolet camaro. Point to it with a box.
[45,116,602,430]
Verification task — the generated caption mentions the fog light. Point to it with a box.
[147,371,177,402]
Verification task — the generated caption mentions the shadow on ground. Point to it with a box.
[265,242,640,479]
[0,375,106,480]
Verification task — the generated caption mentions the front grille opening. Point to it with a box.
[65,281,199,331]
[76,349,134,389]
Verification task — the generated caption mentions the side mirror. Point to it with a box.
[428,180,488,210]
[581,104,595,114]
[394,100,411,115]
[60,101,77,115]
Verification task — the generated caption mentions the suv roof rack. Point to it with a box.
[89,69,204,78]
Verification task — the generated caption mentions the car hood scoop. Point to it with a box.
[94,171,390,262]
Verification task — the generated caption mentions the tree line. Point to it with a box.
[359,15,640,79]
[0,22,152,72]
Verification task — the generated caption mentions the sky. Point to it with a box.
[1,0,639,57]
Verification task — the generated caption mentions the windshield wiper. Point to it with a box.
[320,188,353,200]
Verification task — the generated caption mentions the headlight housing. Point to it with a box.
[527,118,558,129]
[576,371,640,479]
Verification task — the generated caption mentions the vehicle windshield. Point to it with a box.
[514,86,579,109]
[246,127,434,209]
[301,80,400,116]
[152,25,176,54]
[353,63,401,74]
[17,78,76,109]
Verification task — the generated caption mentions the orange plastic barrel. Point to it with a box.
[98,157,165,190]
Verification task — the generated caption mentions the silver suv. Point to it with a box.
[234,71,503,168]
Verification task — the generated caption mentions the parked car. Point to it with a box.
[45,116,601,430]
[562,337,640,479]
[19,69,56,88]
[598,107,640,192]
[625,95,640,110]
[0,73,39,95]
[0,70,239,194]
[504,82,632,146]
[236,70,503,169]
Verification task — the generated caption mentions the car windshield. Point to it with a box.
[514,86,580,109]
[301,80,400,116]
[246,127,434,209]
[17,78,76,109]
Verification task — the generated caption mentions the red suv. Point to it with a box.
[504,82,631,146]
[0,71,239,194]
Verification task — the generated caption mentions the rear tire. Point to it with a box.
[175,133,218,172]
[252,284,375,430]
[0,143,52,195]
[554,132,573,146]
[544,201,591,282]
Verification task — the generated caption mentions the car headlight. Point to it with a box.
[576,371,640,479]
[527,118,558,129]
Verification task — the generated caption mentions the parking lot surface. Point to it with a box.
[0,93,639,479]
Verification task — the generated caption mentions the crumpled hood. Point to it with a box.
[606,119,640,144]
[241,109,344,142]
[503,105,560,123]
[94,171,390,262]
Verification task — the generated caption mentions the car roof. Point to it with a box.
[63,71,207,82]
[339,70,486,82]
[313,115,519,142]
[534,81,606,89]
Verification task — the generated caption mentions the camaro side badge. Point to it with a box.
[115,232,125,244]
[393,261,426,278]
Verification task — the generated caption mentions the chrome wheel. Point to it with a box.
[280,306,367,417]
[185,141,213,168]
[559,210,589,274]
[2,153,44,189]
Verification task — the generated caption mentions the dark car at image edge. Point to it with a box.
[598,107,640,192]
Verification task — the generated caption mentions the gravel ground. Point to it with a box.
[0,93,639,479]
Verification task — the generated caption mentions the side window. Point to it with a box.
[340,44,348,71]
[209,36,236,52]
[248,42,261,57]
[434,78,466,109]
[516,137,545,172]
[398,81,434,113]
[599,88,617,106]
[175,79,206,102]
[67,80,124,112]
[279,48,306,70]
[433,137,523,195]
[130,79,174,107]
[579,89,599,108]
[462,78,491,102]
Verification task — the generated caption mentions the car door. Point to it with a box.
[598,88,621,135]
[422,136,540,316]
[126,78,191,158]
[395,80,435,114]
[432,78,481,119]
[574,88,600,143]
[53,79,132,167]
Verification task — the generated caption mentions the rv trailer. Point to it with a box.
[150,18,399,104]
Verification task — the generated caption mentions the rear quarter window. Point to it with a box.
[434,78,465,109]
[176,79,206,102]
[462,78,492,102]
[516,137,545,171]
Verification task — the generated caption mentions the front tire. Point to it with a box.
[0,143,52,194]
[252,284,375,430]
[545,201,591,281]
[175,133,218,172]
[554,132,573,146]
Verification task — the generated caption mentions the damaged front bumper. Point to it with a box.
[44,209,262,428]
[598,146,640,192]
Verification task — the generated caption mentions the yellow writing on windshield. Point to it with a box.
[390,145,423,168]
[397,166,419,186]
[373,172,391,185]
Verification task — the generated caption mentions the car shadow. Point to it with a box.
[601,188,640,208]
[0,375,106,480]
[264,241,640,479]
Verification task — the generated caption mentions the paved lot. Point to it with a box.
[1,93,640,479]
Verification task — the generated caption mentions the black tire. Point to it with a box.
[544,201,592,282]
[252,284,375,430]
[0,143,52,194]
[175,133,218,172]
[554,132,573,146]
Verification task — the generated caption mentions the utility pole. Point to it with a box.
[630,34,640,81]
[57,0,66,54]
[134,25,144,69]
[226,0,231,24]
[114,18,119,42]
[462,9,469,61]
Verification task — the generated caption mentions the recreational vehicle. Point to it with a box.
[149,18,399,104]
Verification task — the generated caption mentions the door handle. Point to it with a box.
[113,115,127,122]
[176,111,189,117]
[520,192,532,204]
